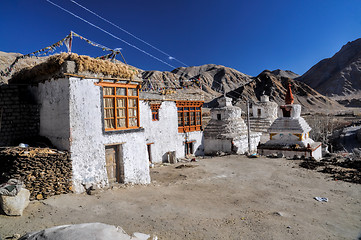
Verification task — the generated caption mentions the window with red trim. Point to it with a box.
[150,104,160,121]
[101,83,140,131]
[176,101,203,133]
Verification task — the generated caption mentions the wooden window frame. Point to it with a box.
[98,82,140,131]
[176,101,203,133]
[150,104,161,121]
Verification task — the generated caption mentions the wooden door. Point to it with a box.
[105,146,117,184]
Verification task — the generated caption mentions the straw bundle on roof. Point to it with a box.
[50,53,138,78]
[10,53,139,83]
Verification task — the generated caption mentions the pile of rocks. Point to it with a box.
[0,147,72,200]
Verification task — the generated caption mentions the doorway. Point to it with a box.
[146,143,154,163]
[105,144,124,184]
[185,141,195,155]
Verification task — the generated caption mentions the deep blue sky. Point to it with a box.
[0,0,360,76]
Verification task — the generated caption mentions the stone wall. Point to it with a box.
[0,84,39,146]
[0,147,72,201]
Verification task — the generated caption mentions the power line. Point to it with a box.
[69,0,188,67]
[45,0,248,98]
[45,0,177,70]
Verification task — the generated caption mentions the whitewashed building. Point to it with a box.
[258,83,322,160]
[140,94,204,163]
[10,57,204,193]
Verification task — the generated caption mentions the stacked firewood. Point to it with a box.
[0,147,72,201]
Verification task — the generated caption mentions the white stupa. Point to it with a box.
[258,83,322,160]
[249,95,278,143]
[204,96,261,155]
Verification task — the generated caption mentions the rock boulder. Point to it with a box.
[0,188,30,216]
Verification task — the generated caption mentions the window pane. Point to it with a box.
[185,112,190,125]
[184,107,189,111]
[129,108,137,117]
[116,87,126,96]
[105,109,114,118]
[191,112,196,125]
[177,107,182,111]
[103,87,114,95]
[196,112,201,125]
[104,98,114,108]
[153,113,159,121]
[105,119,115,129]
[128,88,137,96]
[196,107,200,110]
[190,107,195,110]
[129,117,137,127]
[178,112,183,127]
[117,108,126,117]
[128,99,137,108]
[116,98,125,107]
[117,118,126,128]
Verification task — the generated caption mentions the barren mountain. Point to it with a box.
[225,70,343,113]
[0,51,48,83]
[141,64,252,100]
[271,69,300,79]
[297,38,361,97]
[0,51,343,112]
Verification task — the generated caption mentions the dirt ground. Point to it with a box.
[1,155,360,240]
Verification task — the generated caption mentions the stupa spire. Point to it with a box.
[285,82,294,105]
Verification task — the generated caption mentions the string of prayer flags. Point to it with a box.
[0,31,128,77]
[71,31,113,52]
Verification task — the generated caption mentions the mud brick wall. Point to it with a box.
[0,84,39,146]
[0,147,72,201]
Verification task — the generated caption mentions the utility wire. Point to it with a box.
[45,0,177,69]
[45,0,248,99]
[69,0,188,67]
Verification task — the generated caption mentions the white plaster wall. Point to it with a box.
[211,107,243,121]
[177,131,204,158]
[68,77,150,193]
[268,132,314,147]
[290,104,302,118]
[204,134,260,155]
[37,78,70,150]
[140,101,204,162]
[140,101,178,163]
[204,139,231,155]
[252,102,278,120]
[233,134,260,154]
[258,146,322,160]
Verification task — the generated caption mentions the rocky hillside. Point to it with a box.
[141,64,252,100]
[297,38,361,97]
[224,70,343,113]
[0,51,344,113]
[142,66,341,113]
[271,69,300,79]
[0,51,48,83]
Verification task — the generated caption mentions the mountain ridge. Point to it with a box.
[297,38,361,96]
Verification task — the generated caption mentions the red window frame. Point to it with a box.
[150,104,161,121]
[176,101,203,133]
